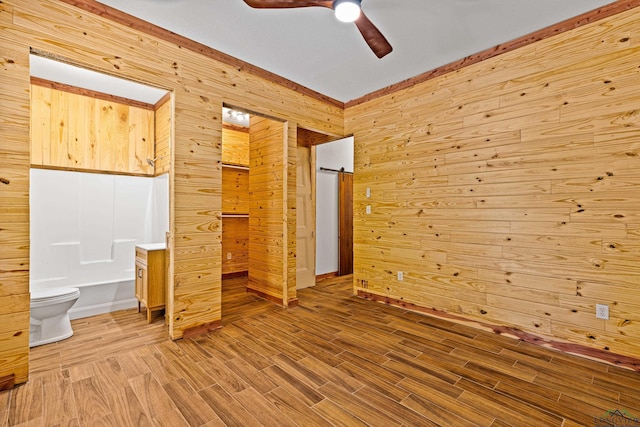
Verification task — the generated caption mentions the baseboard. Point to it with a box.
[246,287,298,308]
[222,271,248,279]
[0,374,15,391]
[315,272,338,281]
[357,290,640,372]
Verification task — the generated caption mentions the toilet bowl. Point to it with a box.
[30,287,80,347]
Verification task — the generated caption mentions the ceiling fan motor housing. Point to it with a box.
[333,0,362,22]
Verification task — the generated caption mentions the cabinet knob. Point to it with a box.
[138,268,143,278]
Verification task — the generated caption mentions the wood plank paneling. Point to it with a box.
[154,95,171,176]
[346,4,640,361]
[221,126,249,167]
[30,83,155,175]
[248,116,288,304]
[221,167,249,214]
[2,0,343,382]
[222,217,248,275]
[0,30,31,387]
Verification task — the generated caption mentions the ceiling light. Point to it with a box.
[334,0,361,23]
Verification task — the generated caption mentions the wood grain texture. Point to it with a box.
[346,4,640,361]
[57,0,344,109]
[346,1,640,107]
[30,76,155,110]
[2,0,343,358]
[221,216,249,275]
[154,95,171,176]
[221,127,250,167]
[221,126,250,276]
[0,29,31,387]
[30,83,155,174]
[248,116,288,305]
[6,275,637,426]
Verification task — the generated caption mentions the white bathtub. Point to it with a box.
[67,278,137,320]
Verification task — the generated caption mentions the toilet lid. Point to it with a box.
[31,287,80,302]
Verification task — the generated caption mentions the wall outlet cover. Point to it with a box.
[596,303,609,320]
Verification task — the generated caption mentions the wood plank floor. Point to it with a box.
[2,275,640,426]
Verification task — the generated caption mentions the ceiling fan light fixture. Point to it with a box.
[333,0,361,23]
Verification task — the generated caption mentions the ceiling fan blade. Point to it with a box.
[354,11,393,58]
[243,0,333,8]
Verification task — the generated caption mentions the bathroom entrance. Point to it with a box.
[28,54,171,345]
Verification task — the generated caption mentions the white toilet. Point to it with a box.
[29,287,80,347]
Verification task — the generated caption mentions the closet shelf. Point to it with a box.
[222,163,249,171]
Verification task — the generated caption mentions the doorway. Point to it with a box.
[29,54,171,322]
[315,136,355,278]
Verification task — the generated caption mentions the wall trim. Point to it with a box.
[358,290,640,372]
[30,76,156,110]
[222,271,248,279]
[315,272,338,281]
[346,0,640,108]
[57,0,344,109]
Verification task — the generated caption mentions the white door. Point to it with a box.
[296,146,316,289]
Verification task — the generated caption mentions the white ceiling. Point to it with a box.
[91,0,613,103]
[33,1,614,104]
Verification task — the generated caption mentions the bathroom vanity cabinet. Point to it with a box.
[135,243,166,323]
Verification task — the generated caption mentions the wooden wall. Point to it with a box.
[0,0,343,385]
[30,83,155,175]
[345,5,640,360]
[248,116,289,304]
[154,95,171,176]
[0,28,31,387]
[221,217,249,275]
[221,126,249,276]
[222,126,250,167]
[222,166,249,275]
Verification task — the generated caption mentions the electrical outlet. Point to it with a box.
[366,187,371,198]
[361,279,368,289]
[397,271,403,281]
[596,303,609,320]
[366,205,371,214]
[226,252,232,260]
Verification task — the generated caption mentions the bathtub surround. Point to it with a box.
[30,169,169,319]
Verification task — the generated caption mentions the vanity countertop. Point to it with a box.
[136,243,166,251]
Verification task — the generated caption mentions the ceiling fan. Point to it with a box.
[242,0,393,58]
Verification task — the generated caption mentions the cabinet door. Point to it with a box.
[135,262,143,301]
[135,262,148,304]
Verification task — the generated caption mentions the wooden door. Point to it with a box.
[338,172,353,276]
[296,146,316,289]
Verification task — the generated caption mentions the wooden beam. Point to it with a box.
[346,0,640,107]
